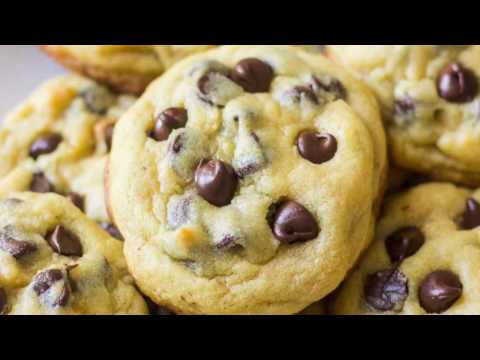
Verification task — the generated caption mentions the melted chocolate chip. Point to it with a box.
[288,86,318,104]
[385,227,425,263]
[46,225,83,257]
[195,159,238,207]
[0,288,6,314]
[394,97,416,117]
[270,200,319,244]
[215,234,242,251]
[459,198,480,230]
[66,192,84,212]
[100,222,124,241]
[29,133,62,160]
[0,229,36,259]
[297,131,337,165]
[170,133,185,154]
[437,63,478,103]
[230,58,274,93]
[364,269,409,312]
[312,76,347,100]
[30,172,55,193]
[151,108,188,142]
[32,269,70,307]
[419,270,462,314]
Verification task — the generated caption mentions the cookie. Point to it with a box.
[331,182,480,315]
[0,74,135,240]
[0,192,148,315]
[107,45,387,314]
[40,45,215,95]
[327,45,480,186]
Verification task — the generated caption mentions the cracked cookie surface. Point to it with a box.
[328,45,480,185]
[108,45,387,314]
[332,183,480,315]
[0,193,147,315]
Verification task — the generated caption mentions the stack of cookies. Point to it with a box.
[0,45,476,315]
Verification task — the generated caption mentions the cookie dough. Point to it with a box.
[327,45,480,186]
[108,45,387,314]
[41,45,215,95]
[331,182,480,315]
[0,192,148,315]
[0,74,135,240]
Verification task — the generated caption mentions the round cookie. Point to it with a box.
[0,192,148,315]
[327,45,480,186]
[41,45,215,95]
[108,45,387,314]
[332,182,480,315]
[0,74,135,240]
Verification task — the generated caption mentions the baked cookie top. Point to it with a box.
[0,192,147,315]
[332,182,480,315]
[108,45,386,314]
[41,45,216,95]
[328,45,480,185]
[0,74,134,239]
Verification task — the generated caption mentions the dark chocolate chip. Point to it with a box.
[32,269,70,307]
[29,133,62,160]
[46,225,83,257]
[170,133,185,154]
[0,288,6,314]
[459,198,480,230]
[419,270,462,314]
[215,234,242,251]
[288,86,318,104]
[195,159,238,207]
[230,58,274,93]
[0,229,36,259]
[66,192,85,212]
[312,76,347,100]
[270,200,319,244]
[297,131,337,165]
[29,172,55,193]
[394,97,416,117]
[385,227,425,263]
[437,63,478,103]
[364,269,409,312]
[151,108,188,142]
[99,222,124,241]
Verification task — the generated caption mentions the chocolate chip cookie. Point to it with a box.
[332,182,480,315]
[0,74,134,240]
[40,45,215,95]
[327,45,480,186]
[107,45,387,314]
[0,192,148,314]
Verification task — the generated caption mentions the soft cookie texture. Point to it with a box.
[328,45,480,186]
[332,183,480,315]
[0,74,135,240]
[108,45,387,314]
[41,45,216,95]
[0,193,148,315]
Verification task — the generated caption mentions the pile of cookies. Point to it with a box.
[0,45,477,315]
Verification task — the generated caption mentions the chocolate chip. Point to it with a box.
[419,270,462,314]
[100,222,124,241]
[80,87,114,115]
[394,97,416,117]
[170,133,185,154]
[312,76,347,100]
[104,123,115,152]
[46,225,83,257]
[29,133,62,160]
[459,198,480,230]
[0,288,6,314]
[297,131,337,165]
[270,200,319,244]
[66,192,84,212]
[30,172,55,193]
[230,58,274,93]
[32,269,70,307]
[437,63,478,103]
[364,269,409,312]
[195,159,238,207]
[385,227,425,263]
[0,229,36,259]
[151,108,188,142]
[215,234,242,251]
[288,86,318,104]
